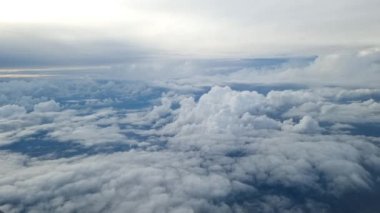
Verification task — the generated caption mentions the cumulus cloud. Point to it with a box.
[0,151,236,213]
[275,48,380,87]
[44,48,377,90]
[1,79,380,213]
[1,132,379,213]
[0,101,126,146]
[33,100,61,112]
[0,0,379,211]
[164,48,380,88]
[284,99,380,124]
[0,104,26,118]
[282,116,322,134]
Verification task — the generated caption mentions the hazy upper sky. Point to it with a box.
[1,0,380,68]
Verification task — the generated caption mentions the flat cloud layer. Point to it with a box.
[1,0,380,67]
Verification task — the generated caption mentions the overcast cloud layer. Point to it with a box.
[1,0,380,69]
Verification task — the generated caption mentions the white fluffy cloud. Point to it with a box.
[33,100,61,112]
[0,1,379,211]
[166,48,380,88]
[282,116,322,134]
[1,79,380,212]
[0,101,126,146]
[0,104,26,118]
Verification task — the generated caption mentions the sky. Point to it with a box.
[1,1,380,213]
[1,0,380,69]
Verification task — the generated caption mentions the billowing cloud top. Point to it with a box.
[1,79,380,212]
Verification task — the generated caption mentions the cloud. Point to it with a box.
[0,105,26,118]
[1,0,380,57]
[1,79,380,212]
[55,48,377,88]
[0,151,235,213]
[0,1,379,211]
[275,48,380,87]
[1,131,379,212]
[284,99,380,124]
[0,24,149,69]
[33,100,61,112]
[282,116,322,134]
[170,48,380,88]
